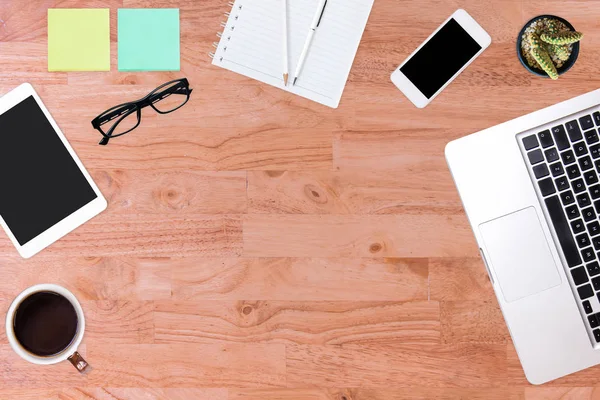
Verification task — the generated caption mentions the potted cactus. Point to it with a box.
[517,15,583,80]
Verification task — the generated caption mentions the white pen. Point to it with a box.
[282,0,289,85]
[292,0,328,86]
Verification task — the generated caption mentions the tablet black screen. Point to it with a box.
[0,96,97,245]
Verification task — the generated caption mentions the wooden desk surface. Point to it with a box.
[0,0,599,398]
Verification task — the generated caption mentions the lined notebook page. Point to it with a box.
[212,0,374,108]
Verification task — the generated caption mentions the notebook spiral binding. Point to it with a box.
[209,1,243,62]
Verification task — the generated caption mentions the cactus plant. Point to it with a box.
[540,31,584,45]
[520,17,583,80]
[552,45,571,61]
[531,46,559,79]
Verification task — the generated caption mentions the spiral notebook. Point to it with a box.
[210,0,374,108]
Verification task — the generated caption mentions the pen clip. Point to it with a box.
[317,0,328,27]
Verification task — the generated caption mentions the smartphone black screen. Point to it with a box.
[400,18,482,99]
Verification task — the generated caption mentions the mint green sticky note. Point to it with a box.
[118,8,180,71]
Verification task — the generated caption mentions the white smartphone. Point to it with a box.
[391,9,491,108]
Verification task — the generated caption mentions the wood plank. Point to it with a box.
[286,343,507,388]
[247,170,461,214]
[440,301,509,344]
[84,301,155,344]
[333,130,446,171]
[0,256,170,301]
[0,43,67,85]
[0,388,229,400]
[170,257,428,301]
[243,215,478,258]
[231,388,516,400]
[0,301,7,344]
[0,215,243,258]
[0,390,59,400]
[429,258,494,301]
[58,388,228,400]
[0,343,285,388]
[92,169,247,214]
[154,300,440,345]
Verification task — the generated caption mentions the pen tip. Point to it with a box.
[283,73,288,86]
[293,77,297,86]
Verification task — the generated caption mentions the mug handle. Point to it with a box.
[68,351,89,373]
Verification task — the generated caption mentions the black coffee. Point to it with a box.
[13,291,78,356]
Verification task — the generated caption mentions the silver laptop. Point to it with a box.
[446,88,600,384]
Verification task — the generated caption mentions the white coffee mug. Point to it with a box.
[5,284,88,372]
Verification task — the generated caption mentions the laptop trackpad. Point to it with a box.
[479,207,561,303]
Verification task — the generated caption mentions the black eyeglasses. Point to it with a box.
[91,78,193,145]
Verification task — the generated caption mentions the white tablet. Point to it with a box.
[0,83,107,258]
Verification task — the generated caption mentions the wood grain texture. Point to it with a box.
[169,257,429,301]
[0,0,599,397]
[154,300,440,345]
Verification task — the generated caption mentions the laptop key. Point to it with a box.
[577,233,591,247]
[568,164,581,179]
[528,149,544,165]
[566,120,583,142]
[589,314,599,328]
[562,150,576,165]
[592,144,600,159]
[533,164,549,178]
[545,148,559,162]
[594,276,600,290]
[578,284,594,300]
[588,261,600,277]
[591,185,600,199]
[538,130,554,147]
[582,247,595,262]
[561,190,575,205]
[595,200,600,214]
[582,207,596,222]
[572,266,589,285]
[556,176,569,191]
[573,178,586,193]
[584,300,594,314]
[594,329,600,343]
[589,221,600,236]
[546,196,583,267]
[580,115,595,131]
[566,205,580,219]
[594,112,600,126]
[550,162,564,177]
[572,219,585,234]
[552,125,570,150]
[586,170,599,185]
[538,177,556,196]
[596,159,600,173]
[578,193,591,208]
[593,236,600,250]
[574,141,588,157]
[586,129,600,145]
[580,156,594,171]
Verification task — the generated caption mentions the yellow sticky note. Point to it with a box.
[48,9,110,71]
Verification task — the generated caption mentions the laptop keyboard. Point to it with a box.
[522,111,600,344]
